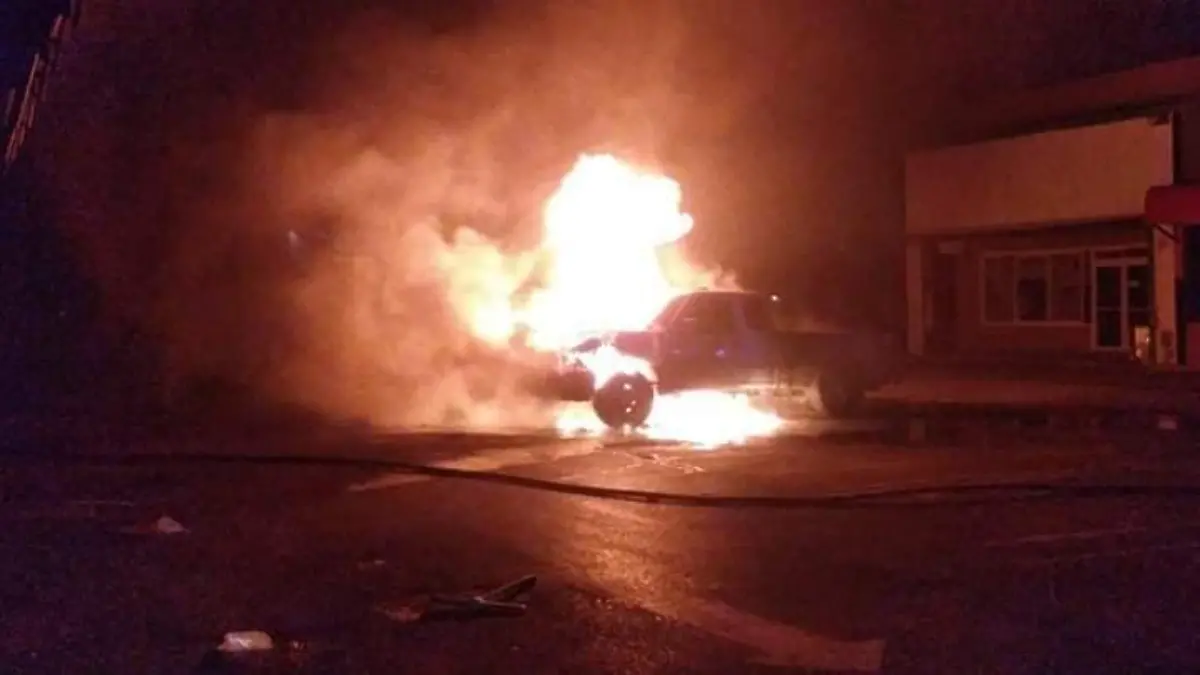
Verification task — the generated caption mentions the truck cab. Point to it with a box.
[647,291,784,394]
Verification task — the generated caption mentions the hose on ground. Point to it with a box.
[2,439,1197,510]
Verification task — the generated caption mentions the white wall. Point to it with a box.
[906,117,1174,235]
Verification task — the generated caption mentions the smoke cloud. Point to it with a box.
[34,0,757,428]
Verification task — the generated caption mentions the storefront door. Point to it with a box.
[1093,258,1151,351]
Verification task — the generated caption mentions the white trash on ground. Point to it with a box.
[218,630,275,653]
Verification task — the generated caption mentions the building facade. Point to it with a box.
[905,56,1200,368]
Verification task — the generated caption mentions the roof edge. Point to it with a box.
[944,55,1200,144]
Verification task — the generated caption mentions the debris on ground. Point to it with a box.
[218,631,275,653]
[377,574,538,623]
[196,630,323,673]
[119,514,188,535]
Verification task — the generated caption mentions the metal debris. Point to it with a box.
[378,574,538,623]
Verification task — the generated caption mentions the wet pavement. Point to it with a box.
[816,401,1199,444]
[4,401,1200,673]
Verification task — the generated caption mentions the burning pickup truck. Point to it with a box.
[548,290,904,430]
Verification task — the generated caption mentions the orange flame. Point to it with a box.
[456,153,783,446]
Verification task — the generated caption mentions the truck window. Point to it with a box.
[742,295,776,332]
[650,295,691,330]
[675,295,736,335]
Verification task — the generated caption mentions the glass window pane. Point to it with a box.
[741,296,775,332]
[1017,256,1048,280]
[1016,255,1048,322]
[1096,309,1122,348]
[1096,266,1121,307]
[983,256,1015,322]
[1049,253,1084,322]
[677,296,735,335]
[1017,278,1048,321]
[1127,264,1150,311]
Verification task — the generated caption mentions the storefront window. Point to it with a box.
[983,251,1086,324]
[1049,253,1085,321]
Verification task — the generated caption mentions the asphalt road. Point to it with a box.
[4,405,1200,674]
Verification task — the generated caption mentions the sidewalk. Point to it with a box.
[880,358,1200,415]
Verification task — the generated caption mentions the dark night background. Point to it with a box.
[2,0,1200,419]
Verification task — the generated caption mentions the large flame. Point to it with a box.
[456,153,783,447]
[525,155,694,351]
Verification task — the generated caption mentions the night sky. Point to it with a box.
[4,0,1200,404]
[909,0,1200,98]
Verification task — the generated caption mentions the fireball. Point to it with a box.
[522,155,693,351]
[460,153,783,446]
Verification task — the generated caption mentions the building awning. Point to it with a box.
[1146,185,1200,224]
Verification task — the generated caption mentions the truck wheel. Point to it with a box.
[593,374,654,430]
[809,375,863,418]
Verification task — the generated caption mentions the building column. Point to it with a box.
[1152,223,1180,366]
[905,240,924,356]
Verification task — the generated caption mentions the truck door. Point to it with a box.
[734,294,779,388]
[661,294,738,390]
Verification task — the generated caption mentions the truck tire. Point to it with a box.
[809,374,863,418]
[593,373,654,430]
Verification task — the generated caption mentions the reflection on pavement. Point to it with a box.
[551,405,1193,454]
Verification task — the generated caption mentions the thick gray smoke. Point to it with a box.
[229,109,555,428]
